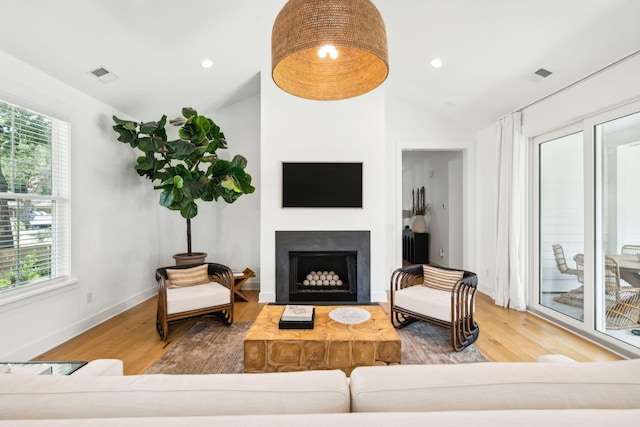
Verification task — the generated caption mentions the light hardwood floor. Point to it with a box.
[34,290,622,375]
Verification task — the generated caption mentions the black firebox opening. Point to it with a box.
[288,251,357,302]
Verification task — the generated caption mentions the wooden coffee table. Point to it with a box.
[243,305,401,376]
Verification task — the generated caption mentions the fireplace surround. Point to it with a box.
[275,231,370,304]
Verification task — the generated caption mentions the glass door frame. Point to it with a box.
[530,99,640,358]
[531,123,590,332]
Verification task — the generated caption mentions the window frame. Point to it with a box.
[0,97,71,303]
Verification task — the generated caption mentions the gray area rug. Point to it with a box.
[144,320,488,374]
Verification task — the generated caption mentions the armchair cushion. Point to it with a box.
[422,265,463,291]
[167,264,210,288]
[167,282,231,315]
[394,285,450,322]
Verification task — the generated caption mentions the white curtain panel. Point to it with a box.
[494,112,526,310]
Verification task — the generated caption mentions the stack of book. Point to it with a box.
[279,304,315,329]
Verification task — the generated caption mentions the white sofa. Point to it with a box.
[1,357,640,426]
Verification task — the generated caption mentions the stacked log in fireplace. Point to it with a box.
[302,270,343,287]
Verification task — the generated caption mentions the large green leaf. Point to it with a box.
[172,186,184,203]
[166,139,196,158]
[180,201,198,219]
[208,158,232,176]
[182,107,197,119]
[234,172,255,194]
[137,135,165,153]
[154,177,175,190]
[181,175,204,200]
[135,153,166,180]
[135,153,155,171]
[139,115,167,135]
[200,180,216,201]
[174,163,189,176]
[113,115,136,129]
[221,176,241,193]
[195,115,212,134]
[159,189,174,207]
[232,154,248,169]
[112,116,139,147]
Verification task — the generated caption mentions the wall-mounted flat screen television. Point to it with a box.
[282,162,363,208]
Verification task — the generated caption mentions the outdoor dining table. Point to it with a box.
[608,254,640,288]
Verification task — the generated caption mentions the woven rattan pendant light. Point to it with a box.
[272,0,389,100]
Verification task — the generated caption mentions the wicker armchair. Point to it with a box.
[155,263,234,341]
[575,253,585,283]
[621,244,640,255]
[552,244,579,277]
[390,264,479,351]
[562,255,640,329]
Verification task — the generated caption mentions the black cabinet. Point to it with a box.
[403,228,429,264]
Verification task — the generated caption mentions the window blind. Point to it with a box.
[0,100,69,292]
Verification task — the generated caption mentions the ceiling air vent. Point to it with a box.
[534,68,552,78]
[89,67,118,83]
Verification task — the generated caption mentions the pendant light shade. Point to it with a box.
[272,0,389,100]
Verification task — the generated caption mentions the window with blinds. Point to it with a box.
[0,100,69,293]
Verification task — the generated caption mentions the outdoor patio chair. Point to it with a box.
[552,244,580,277]
[557,255,640,329]
[621,244,640,256]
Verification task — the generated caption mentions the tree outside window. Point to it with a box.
[0,101,68,291]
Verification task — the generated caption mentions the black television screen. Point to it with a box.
[282,162,363,208]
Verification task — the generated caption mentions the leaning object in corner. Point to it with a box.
[279,305,315,329]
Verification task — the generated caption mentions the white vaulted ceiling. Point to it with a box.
[1,0,639,130]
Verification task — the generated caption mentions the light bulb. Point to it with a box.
[318,45,339,59]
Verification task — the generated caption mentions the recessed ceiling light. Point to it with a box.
[430,58,443,68]
[201,59,214,69]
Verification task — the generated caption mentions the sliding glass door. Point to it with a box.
[539,132,584,322]
[535,102,640,355]
[594,110,640,346]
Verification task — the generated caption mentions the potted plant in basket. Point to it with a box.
[112,107,255,265]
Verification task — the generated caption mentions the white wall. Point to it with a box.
[0,51,159,360]
[259,72,387,302]
[473,125,500,297]
[448,154,463,266]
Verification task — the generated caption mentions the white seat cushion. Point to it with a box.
[394,285,450,322]
[167,281,230,315]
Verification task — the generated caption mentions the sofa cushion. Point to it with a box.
[166,264,210,288]
[1,410,640,426]
[71,359,123,376]
[167,282,229,314]
[0,370,350,419]
[350,360,640,412]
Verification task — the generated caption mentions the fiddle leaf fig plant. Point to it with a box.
[112,107,254,255]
